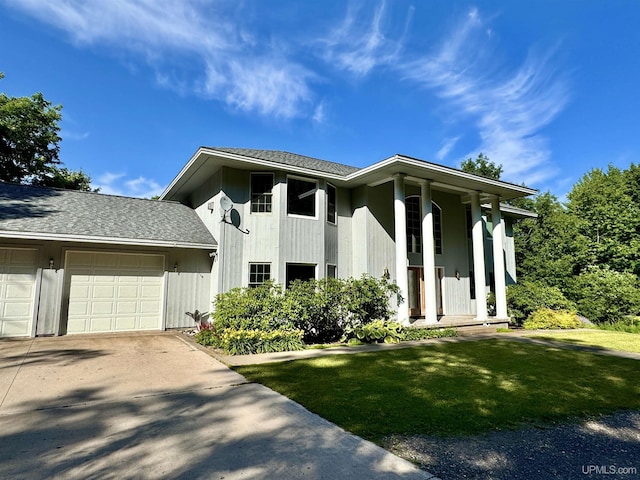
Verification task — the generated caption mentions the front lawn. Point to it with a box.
[530,329,640,354]
[235,339,640,441]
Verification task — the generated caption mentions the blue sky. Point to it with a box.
[1,1,639,199]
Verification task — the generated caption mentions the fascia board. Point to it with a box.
[0,231,217,250]
[346,155,537,197]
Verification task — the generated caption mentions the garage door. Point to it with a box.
[66,252,165,334]
[0,248,38,337]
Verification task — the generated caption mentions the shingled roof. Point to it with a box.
[209,147,361,176]
[0,182,216,248]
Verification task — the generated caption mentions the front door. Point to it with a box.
[407,267,444,317]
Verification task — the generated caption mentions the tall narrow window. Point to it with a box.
[433,203,442,254]
[251,173,273,213]
[406,197,442,254]
[287,177,317,217]
[327,183,337,224]
[406,196,421,253]
[249,263,271,288]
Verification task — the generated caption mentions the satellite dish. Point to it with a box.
[219,196,233,213]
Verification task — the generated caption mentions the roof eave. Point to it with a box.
[0,231,217,250]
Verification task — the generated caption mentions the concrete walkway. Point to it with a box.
[0,333,434,479]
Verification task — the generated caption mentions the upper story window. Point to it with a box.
[287,176,317,217]
[406,196,422,253]
[327,183,337,224]
[406,196,443,255]
[251,173,273,213]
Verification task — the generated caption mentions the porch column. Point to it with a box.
[393,174,409,325]
[470,192,488,320]
[420,180,438,324]
[491,195,508,318]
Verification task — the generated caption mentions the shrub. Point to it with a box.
[507,281,575,325]
[342,319,404,344]
[401,327,458,341]
[212,281,291,331]
[523,308,581,330]
[194,328,221,347]
[281,278,347,343]
[217,328,305,355]
[211,275,401,344]
[596,317,640,334]
[566,266,640,323]
[343,275,403,328]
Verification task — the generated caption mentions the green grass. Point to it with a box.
[530,329,640,354]
[235,339,640,441]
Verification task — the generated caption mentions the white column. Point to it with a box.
[470,192,488,320]
[491,196,508,318]
[420,180,438,324]
[393,174,409,325]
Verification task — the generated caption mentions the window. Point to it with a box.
[327,264,337,279]
[469,270,476,299]
[249,263,271,288]
[287,177,317,217]
[405,197,442,255]
[327,183,337,224]
[433,203,442,255]
[406,196,421,253]
[251,173,273,213]
[286,263,316,287]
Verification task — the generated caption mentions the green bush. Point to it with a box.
[212,281,291,331]
[343,275,403,327]
[596,317,640,334]
[342,319,404,344]
[281,278,347,344]
[401,327,458,341]
[507,281,575,325]
[566,266,640,323]
[217,328,305,355]
[523,308,581,330]
[194,328,221,347]
[211,276,401,344]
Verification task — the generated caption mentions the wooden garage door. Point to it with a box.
[66,252,165,334]
[0,248,38,337]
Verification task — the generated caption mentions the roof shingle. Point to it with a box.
[0,182,216,248]
[209,147,360,176]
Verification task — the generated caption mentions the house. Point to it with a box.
[0,147,536,337]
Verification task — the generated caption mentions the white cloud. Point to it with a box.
[402,8,569,185]
[6,0,315,119]
[94,172,163,198]
[319,0,413,76]
[435,136,460,161]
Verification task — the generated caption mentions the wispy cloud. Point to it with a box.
[6,0,315,119]
[319,0,413,76]
[435,136,461,161]
[402,7,569,185]
[94,172,163,198]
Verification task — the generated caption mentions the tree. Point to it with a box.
[0,73,93,191]
[460,153,503,180]
[513,192,585,289]
[32,167,94,191]
[566,165,640,275]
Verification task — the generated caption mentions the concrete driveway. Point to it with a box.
[0,333,434,479]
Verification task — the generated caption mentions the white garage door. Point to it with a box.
[0,248,38,337]
[66,252,165,334]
